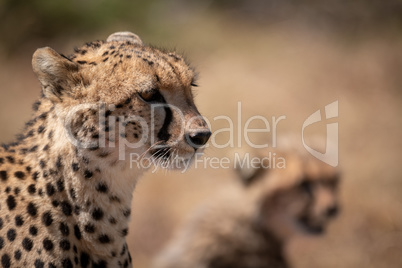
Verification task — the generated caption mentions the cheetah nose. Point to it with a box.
[185,130,211,149]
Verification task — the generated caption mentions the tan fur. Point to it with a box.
[0,32,210,267]
[154,142,340,268]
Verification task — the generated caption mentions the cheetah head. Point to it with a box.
[236,141,340,241]
[32,32,211,171]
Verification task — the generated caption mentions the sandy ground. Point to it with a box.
[0,20,401,268]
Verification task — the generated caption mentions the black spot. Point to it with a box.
[22,237,34,251]
[74,205,80,215]
[72,163,79,171]
[49,263,56,268]
[0,218,3,229]
[120,244,126,256]
[73,245,77,253]
[60,201,73,216]
[38,188,44,196]
[102,51,109,57]
[14,250,21,261]
[26,130,34,137]
[77,60,87,64]
[84,224,95,233]
[1,254,11,268]
[15,215,24,226]
[84,170,93,179]
[57,179,65,192]
[46,183,55,196]
[96,183,108,193]
[124,97,132,104]
[39,160,46,169]
[52,200,59,207]
[32,171,39,181]
[42,211,53,226]
[29,225,38,236]
[5,187,11,193]
[91,208,104,220]
[25,166,32,173]
[14,171,25,179]
[6,156,14,164]
[0,237,3,249]
[37,125,45,134]
[27,184,36,194]
[93,260,107,268]
[74,225,81,240]
[121,228,128,237]
[6,195,16,210]
[48,130,54,139]
[123,209,131,218]
[59,239,70,251]
[38,112,47,120]
[34,259,44,268]
[55,156,62,169]
[80,252,90,268]
[43,238,54,251]
[27,202,38,216]
[74,257,79,265]
[0,170,8,181]
[33,101,41,111]
[109,217,117,224]
[62,258,73,268]
[0,158,3,165]
[7,229,16,241]
[13,187,20,195]
[102,57,109,62]
[98,234,111,244]
[59,223,69,236]
[29,145,38,152]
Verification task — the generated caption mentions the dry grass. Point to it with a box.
[0,19,401,268]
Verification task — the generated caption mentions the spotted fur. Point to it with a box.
[0,32,210,268]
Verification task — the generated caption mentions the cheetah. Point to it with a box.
[0,32,210,267]
[154,141,340,268]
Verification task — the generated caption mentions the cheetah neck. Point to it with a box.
[3,97,142,263]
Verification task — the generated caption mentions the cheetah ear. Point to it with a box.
[32,47,80,102]
[234,154,267,186]
[106,31,143,45]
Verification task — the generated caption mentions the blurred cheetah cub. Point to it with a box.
[154,143,340,268]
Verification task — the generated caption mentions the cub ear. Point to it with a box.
[106,31,143,45]
[32,47,80,102]
[234,154,267,186]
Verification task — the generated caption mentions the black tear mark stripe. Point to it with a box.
[157,95,172,142]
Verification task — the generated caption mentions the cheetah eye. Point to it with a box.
[299,180,313,194]
[138,89,164,103]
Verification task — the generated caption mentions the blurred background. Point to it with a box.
[1,0,402,267]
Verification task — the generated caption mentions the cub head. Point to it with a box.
[32,32,211,170]
[235,140,340,241]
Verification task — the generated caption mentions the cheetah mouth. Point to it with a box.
[148,146,195,170]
